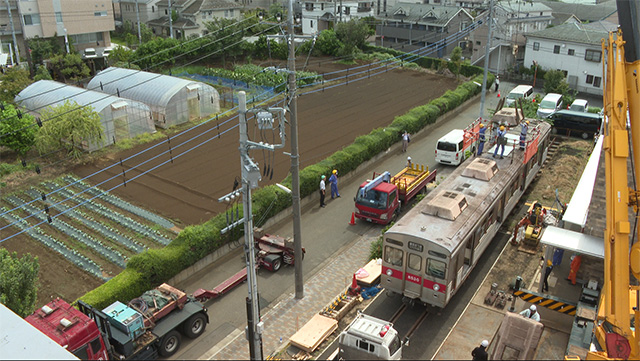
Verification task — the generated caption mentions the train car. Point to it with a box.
[381,119,551,308]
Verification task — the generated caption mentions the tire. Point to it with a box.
[159,330,181,357]
[581,132,589,140]
[182,313,207,339]
[264,254,282,272]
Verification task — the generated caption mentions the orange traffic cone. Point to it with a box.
[497,91,501,98]
[349,212,356,226]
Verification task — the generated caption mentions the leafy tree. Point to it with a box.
[543,69,575,105]
[205,18,245,67]
[108,45,134,65]
[449,46,462,79]
[0,67,33,104]
[130,37,180,69]
[35,100,104,159]
[335,19,369,58]
[33,64,52,81]
[140,23,155,42]
[0,103,37,155]
[0,249,39,318]
[27,37,61,65]
[48,53,90,83]
[315,29,343,57]
[125,33,138,48]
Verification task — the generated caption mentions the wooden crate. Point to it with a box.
[289,314,338,353]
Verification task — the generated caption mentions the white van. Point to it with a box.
[435,129,476,166]
[537,93,564,118]
[82,48,97,59]
[505,85,534,107]
[338,313,404,360]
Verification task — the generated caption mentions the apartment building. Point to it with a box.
[0,0,114,64]
[301,0,374,35]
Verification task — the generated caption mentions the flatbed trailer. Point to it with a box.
[388,165,437,203]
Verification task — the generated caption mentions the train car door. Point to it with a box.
[404,241,424,298]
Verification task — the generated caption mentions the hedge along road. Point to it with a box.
[72,62,458,227]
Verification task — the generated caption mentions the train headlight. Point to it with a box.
[386,269,393,276]
[433,284,440,292]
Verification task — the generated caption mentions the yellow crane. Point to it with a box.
[588,15,640,360]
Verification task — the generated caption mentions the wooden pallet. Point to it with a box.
[289,314,338,353]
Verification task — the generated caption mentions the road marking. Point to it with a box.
[198,328,244,360]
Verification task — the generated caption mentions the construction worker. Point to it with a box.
[520,304,541,322]
[567,253,582,285]
[519,120,529,150]
[329,169,340,199]
[477,123,487,155]
[543,259,553,292]
[407,156,413,168]
[319,175,326,208]
[402,131,410,152]
[472,340,489,361]
[493,125,507,159]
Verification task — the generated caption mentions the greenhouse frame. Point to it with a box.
[15,80,155,152]
[87,67,220,128]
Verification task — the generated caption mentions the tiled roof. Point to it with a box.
[524,21,616,45]
[378,3,471,26]
[541,0,618,22]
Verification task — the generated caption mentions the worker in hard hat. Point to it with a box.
[543,259,553,292]
[472,340,489,361]
[493,125,507,159]
[319,175,326,208]
[407,156,413,168]
[519,120,530,150]
[520,304,541,322]
[477,123,487,155]
[329,169,340,199]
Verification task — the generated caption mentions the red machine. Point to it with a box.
[25,283,209,359]
[193,231,304,301]
[354,165,436,225]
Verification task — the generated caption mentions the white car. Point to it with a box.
[537,93,564,118]
[569,99,589,112]
[82,48,97,59]
[100,47,113,57]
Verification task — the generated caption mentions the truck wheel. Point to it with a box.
[183,313,207,339]
[264,254,282,272]
[159,330,181,357]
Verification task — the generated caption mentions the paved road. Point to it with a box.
[168,83,516,360]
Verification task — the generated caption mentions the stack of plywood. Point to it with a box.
[289,314,338,353]
[356,259,382,287]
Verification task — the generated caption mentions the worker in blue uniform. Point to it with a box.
[329,169,340,199]
[519,120,529,150]
[493,125,507,159]
[477,123,487,155]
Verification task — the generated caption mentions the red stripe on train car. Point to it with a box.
[423,278,446,293]
[382,266,403,280]
[405,272,422,284]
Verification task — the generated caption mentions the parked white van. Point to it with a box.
[435,128,477,166]
[537,93,564,118]
[505,85,534,107]
[82,48,97,59]
[569,99,589,112]
[338,313,404,360]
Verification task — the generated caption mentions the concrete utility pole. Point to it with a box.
[168,0,174,39]
[479,0,494,120]
[135,0,142,45]
[287,0,304,300]
[5,0,20,64]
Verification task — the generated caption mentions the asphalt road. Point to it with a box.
[168,85,514,360]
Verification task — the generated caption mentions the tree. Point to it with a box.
[335,19,370,58]
[0,103,37,155]
[543,69,575,105]
[0,67,33,104]
[205,18,245,67]
[0,249,39,318]
[108,45,134,65]
[315,29,343,57]
[48,53,90,83]
[27,37,61,65]
[33,64,53,81]
[35,100,105,159]
[449,46,463,79]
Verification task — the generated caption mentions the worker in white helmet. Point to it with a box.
[407,156,413,168]
[520,304,541,322]
[472,339,489,360]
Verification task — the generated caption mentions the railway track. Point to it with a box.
[387,303,430,342]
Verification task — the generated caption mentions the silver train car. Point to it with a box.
[381,119,552,308]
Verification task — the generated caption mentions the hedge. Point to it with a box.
[76,55,490,309]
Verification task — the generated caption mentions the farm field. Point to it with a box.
[2,57,459,306]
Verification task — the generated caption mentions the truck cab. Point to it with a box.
[355,180,399,224]
[338,313,403,360]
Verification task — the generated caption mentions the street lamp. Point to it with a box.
[63,28,69,54]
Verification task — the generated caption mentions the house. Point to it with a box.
[541,0,618,26]
[15,80,155,151]
[0,0,115,65]
[301,0,374,35]
[523,21,617,96]
[117,0,163,27]
[88,67,221,128]
[375,3,474,58]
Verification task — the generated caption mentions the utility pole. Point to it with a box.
[479,0,494,119]
[287,0,304,300]
[135,0,142,45]
[5,0,20,64]
[168,0,174,39]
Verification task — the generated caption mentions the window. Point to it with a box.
[476,41,481,46]
[568,49,575,56]
[224,10,229,17]
[55,12,63,23]
[344,7,350,15]
[229,9,234,17]
[321,3,324,10]
[426,258,446,279]
[95,11,107,17]
[586,75,593,84]
[593,76,601,88]
[585,49,602,62]
[89,338,102,356]
[408,253,422,272]
[73,346,89,360]
[553,45,560,54]
[305,2,314,11]
[165,9,168,15]
[384,246,403,267]
[533,42,539,51]
[152,6,155,12]
[22,14,40,25]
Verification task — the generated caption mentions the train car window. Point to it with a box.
[387,238,403,246]
[384,246,403,266]
[427,258,446,279]
[408,253,422,271]
[428,250,447,259]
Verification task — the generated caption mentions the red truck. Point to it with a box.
[354,164,436,225]
[25,283,209,359]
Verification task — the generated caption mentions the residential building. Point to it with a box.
[523,21,617,96]
[301,0,374,35]
[117,0,163,26]
[541,0,618,26]
[0,0,115,64]
[375,3,474,58]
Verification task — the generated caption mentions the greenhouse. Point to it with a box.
[15,80,155,152]
[87,67,220,128]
